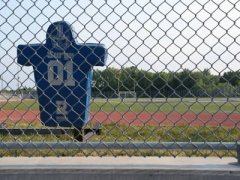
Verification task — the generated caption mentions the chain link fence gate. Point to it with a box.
[0,0,240,157]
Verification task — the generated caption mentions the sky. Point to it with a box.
[1,0,240,90]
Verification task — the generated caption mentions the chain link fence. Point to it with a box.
[0,0,240,157]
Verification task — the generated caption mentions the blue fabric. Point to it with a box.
[17,21,107,127]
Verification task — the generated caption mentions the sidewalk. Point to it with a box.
[0,157,239,180]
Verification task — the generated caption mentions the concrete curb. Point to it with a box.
[0,157,239,180]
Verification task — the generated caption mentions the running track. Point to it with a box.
[0,110,239,127]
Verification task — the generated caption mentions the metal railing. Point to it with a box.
[0,0,240,158]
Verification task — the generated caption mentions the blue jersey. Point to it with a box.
[17,21,107,128]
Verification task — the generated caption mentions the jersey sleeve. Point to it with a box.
[79,44,107,66]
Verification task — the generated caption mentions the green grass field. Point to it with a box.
[3,120,239,142]
[0,122,239,157]
[0,98,239,157]
[1,97,240,113]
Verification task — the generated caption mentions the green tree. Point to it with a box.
[93,68,119,93]
[220,71,240,86]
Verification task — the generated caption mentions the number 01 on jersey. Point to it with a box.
[48,60,75,86]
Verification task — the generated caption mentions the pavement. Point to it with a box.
[0,156,239,170]
[0,157,239,180]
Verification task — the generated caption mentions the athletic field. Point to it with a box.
[0,97,240,127]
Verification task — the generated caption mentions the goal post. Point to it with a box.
[118,91,137,99]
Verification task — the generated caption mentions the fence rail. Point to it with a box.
[1,0,240,158]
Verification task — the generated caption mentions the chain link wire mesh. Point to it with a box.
[0,0,240,157]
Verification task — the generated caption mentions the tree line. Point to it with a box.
[92,67,240,98]
[2,67,240,98]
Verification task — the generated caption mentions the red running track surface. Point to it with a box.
[0,110,239,127]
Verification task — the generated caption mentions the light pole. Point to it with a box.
[17,66,21,98]
[0,75,2,92]
[18,76,20,90]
